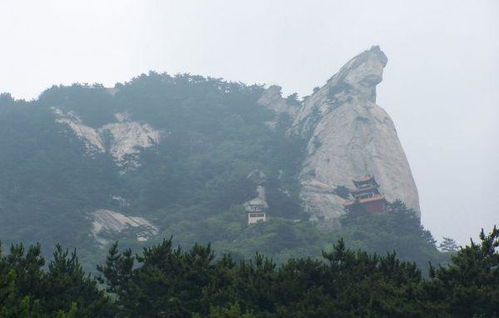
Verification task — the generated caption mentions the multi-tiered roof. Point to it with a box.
[344,175,386,213]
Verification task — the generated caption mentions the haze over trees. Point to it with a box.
[0,73,496,317]
[0,73,449,271]
[0,227,497,317]
[0,56,493,316]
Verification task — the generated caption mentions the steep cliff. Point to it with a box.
[290,46,420,219]
[0,50,425,268]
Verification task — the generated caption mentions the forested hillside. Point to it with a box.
[1,72,445,270]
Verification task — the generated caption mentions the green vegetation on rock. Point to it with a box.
[0,73,450,272]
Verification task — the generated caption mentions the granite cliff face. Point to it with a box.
[53,108,161,171]
[288,46,420,219]
[0,48,426,267]
[49,46,419,225]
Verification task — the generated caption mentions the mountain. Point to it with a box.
[253,46,419,220]
[292,46,419,219]
[0,47,439,269]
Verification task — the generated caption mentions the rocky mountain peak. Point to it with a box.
[286,46,420,220]
[325,45,387,103]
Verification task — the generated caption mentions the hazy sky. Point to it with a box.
[1,0,498,244]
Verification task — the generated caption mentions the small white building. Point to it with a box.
[246,203,267,224]
[244,170,269,225]
[248,212,267,224]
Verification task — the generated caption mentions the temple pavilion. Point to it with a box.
[344,175,387,213]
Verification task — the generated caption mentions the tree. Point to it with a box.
[206,302,256,318]
[338,200,445,269]
[439,237,459,252]
[427,226,499,317]
[98,238,220,317]
[44,245,113,317]
[285,93,301,106]
[0,242,112,317]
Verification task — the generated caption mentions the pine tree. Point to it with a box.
[439,237,459,252]
[428,226,499,317]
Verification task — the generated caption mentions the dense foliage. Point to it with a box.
[338,201,446,269]
[183,201,446,271]
[0,227,497,317]
[0,242,112,317]
[0,74,446,271]
[0,74,304,266]
[0,65,494,316]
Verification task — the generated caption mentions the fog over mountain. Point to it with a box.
[1,0,498,245]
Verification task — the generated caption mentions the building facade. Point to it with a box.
[344,175,387,213]
[246,203,267,224]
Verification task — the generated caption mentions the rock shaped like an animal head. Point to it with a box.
[345,46,386,85]
[336,46,388,102]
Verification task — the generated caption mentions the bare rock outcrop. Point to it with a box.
[258,85,300,129]
[90,209,158,246]
[289,46,420,219]
[53,108,160,171]
[258,85,299,118]
[243,169,269,212]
